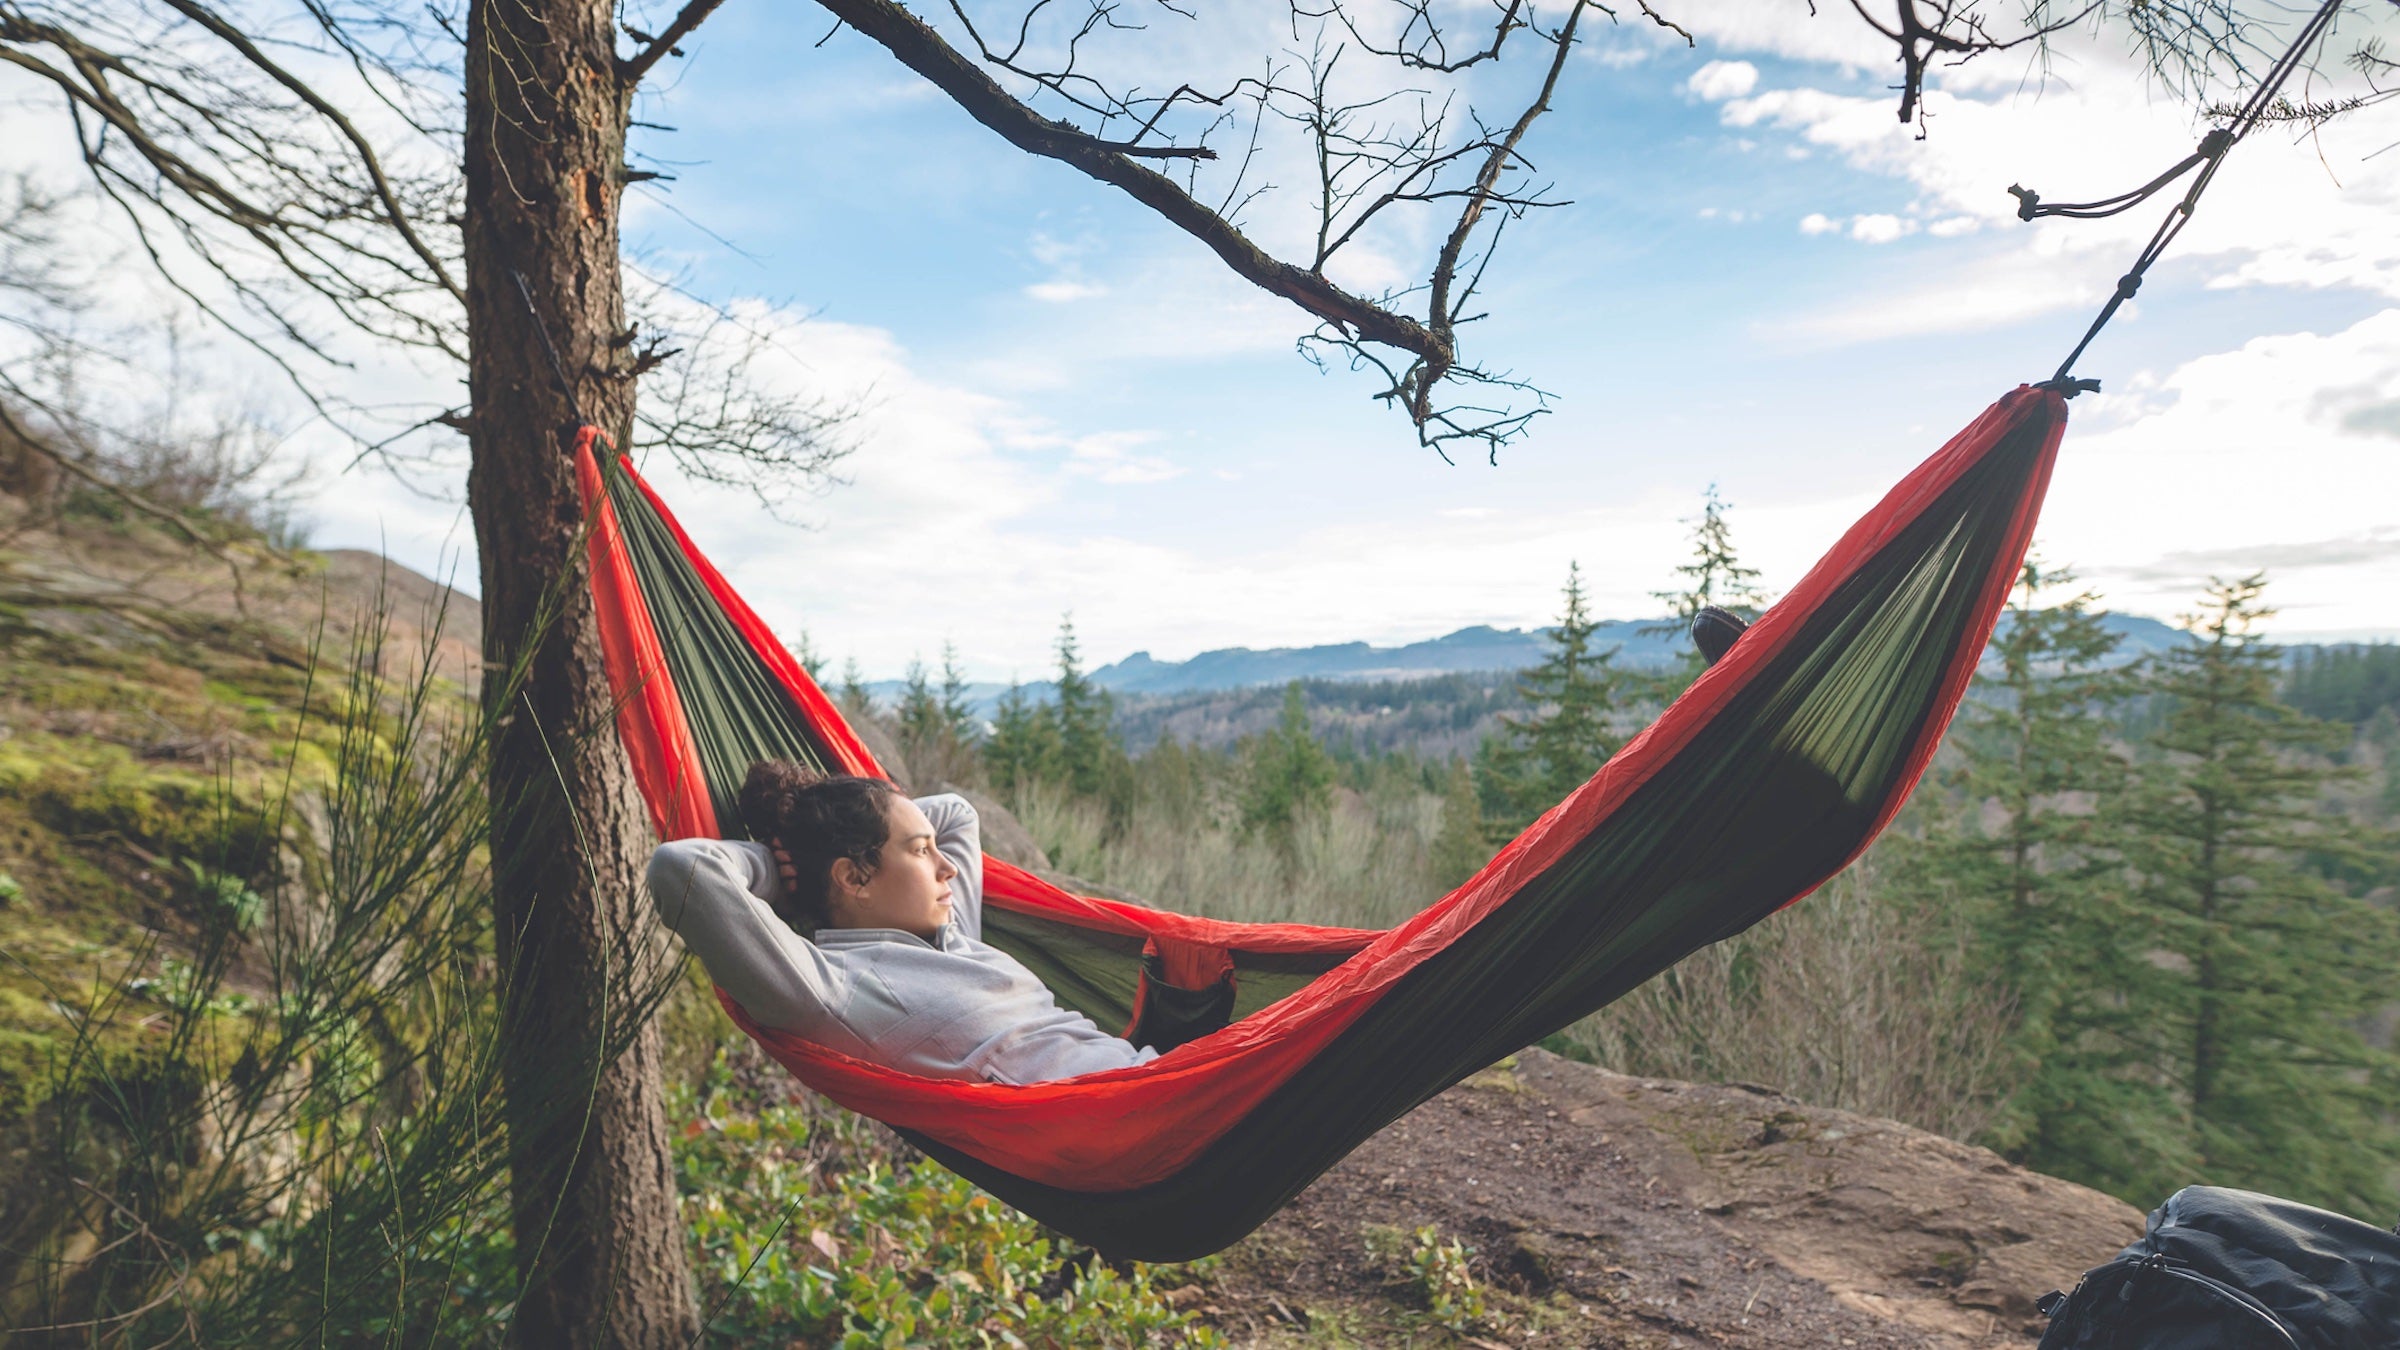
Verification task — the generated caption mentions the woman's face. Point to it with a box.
[825,795,957,941]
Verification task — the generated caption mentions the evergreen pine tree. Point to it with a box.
[2366,707,2400,817]
[1430,757,1488,888]
[839,657,872,716]
[1050,616,1118,799]
[1911,561,2180,1198]
[939,642,976,742]
[922,641,980,786]
[1240,682,1337,843]
[897,656,942,747]
[1645,484,1771,688]
[983,681,1052,803]
[788,628,823,678]
[896,654,968,786]
[2127,575,2400,1215]
[1652,485,1768,624]
[1482,563,1625,832]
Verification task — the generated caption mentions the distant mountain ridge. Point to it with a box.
[1084,611,2199,695]
[1094,621,1680,693]
[867,611,2203,711]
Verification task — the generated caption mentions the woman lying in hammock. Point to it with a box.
[647,761,1159,1084]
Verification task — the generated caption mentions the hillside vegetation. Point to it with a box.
[951,558,2400,1222]
[5,463,2396,1345]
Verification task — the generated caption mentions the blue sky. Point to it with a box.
[16,1,2394,681]
[597,1,2396,679]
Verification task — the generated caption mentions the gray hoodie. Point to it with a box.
[645,794,1158,1085]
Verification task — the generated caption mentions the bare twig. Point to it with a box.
[619,0,731,86]
[814,0,1449,363]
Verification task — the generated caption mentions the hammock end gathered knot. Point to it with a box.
[2198,126,2235,159]
[2007,183,2041,221]
[2114,273,2144,301]
[2037,376,2103,399]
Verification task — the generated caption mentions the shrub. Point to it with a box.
[1556,856,2018,1143]
[676,1073,1219,1348]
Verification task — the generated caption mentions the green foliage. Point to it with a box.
[2284,643,2400,725]
[1639,483,1772,699]
[1480,564,1625,832]
[790,627,824,677]
[180,857,263,934]
[1405,1227,1486,1332]
[1558,858,2019,1143]
[1650,484,1767,627]
[1050,617,1122,800]
[941,643,976,736]
[984,618,1128,808]
[1428,757,1487,890]
[2123,575,2400,1217]
[4,589,684,1346]
[676,1079,1219,1348]
[1358,1224,1486,1333]
[2372,708,2400,816]
[984,681,1055,801]
[897,645,984,789]
[1238,683,1336,844]
[28,753,278,883]
[842,657,873,716]
[1010,732,1448,932]
[1907,562,2182,1196]
[899,656,943,748]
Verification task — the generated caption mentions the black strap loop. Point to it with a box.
[2027,0,2345,386]
[510,266,589,430]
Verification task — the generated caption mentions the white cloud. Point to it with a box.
[1051,430,1184,485]
[1705,27,2400,340]
[1768,244,2116,344]
[1799,212,1840,235]
[1025,280,1107,303]
[1848,213,1915,243]
[1687,60,1759,101]
[2033,309,2400,630]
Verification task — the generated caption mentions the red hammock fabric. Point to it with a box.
[576,384,2067,1198]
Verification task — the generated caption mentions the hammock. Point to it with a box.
[577,383,2068,1260]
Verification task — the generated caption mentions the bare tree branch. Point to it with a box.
[619,0,732,86]
[815,0,1451,362]
[152,0,464,304]
[0,0,465,386]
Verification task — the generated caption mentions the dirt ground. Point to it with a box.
[1202,1049,2142,1348]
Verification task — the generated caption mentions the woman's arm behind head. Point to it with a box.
[913,793,984,940]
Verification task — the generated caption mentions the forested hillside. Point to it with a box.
[5,453,2394,1344]
[0,484,1221,1346]
[955,557,2400,1223]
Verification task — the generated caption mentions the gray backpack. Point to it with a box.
[2036,1187,2400,1349]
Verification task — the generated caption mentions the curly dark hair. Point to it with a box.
[737,760,898,935]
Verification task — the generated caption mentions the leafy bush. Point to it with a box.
[3,586,679,1347]
[1406,1227,1487,1332]
[675,1073,1219,1348]
[1556,858,2017,1143]
[1359,1222,1488,1333]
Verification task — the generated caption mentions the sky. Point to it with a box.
[12,1,2400,680]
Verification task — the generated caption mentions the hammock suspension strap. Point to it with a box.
[2013,0,2349,385]
[509,264,591,430]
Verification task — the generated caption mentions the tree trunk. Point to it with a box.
[462,0,700,1343]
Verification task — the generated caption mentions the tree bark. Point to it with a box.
[462,0,699,1343]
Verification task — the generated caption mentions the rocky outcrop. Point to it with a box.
[1213,1049,2141,1348]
